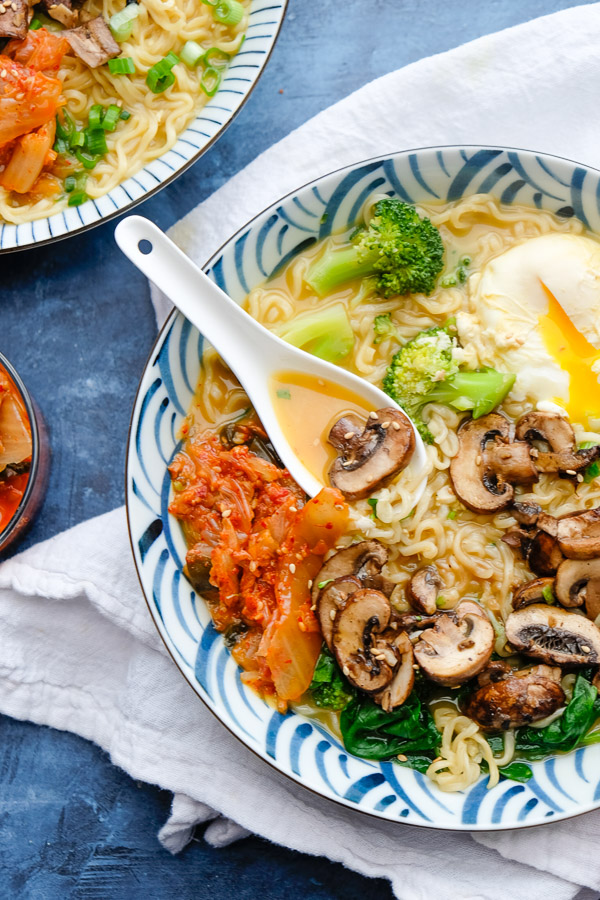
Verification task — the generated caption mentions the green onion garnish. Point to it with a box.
[180,40,204,68]
[109,3,140,41]
[74,149,100,170]
[68,190,89,207]
[447,509,458,520]
[200,65,221,97]
[101,104,122,131]
[108,56,136,75]
[203,46,230,68]
[200,0,218,6]
[541,584,556,605]
[69,130,85,148]
[120,109,131,120]
[88,104,104,130]
[585,461,600,483]
[146,52,179,93]
[64,175,76,192]
[212,0,243,25]
[67,173,89,206]
[85,128,108,156]
[29,17,42,29]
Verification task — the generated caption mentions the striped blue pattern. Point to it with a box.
[0,0,286,254]
[127,147,600,830]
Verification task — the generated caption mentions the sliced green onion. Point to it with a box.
[108,56,136,75]
[180,40,204,68]
[67,173,89,205]
[200,0,218,6]
[54,137,69,154]
[55,109,75,141]
[69,130,85,148]
[74,149,100,170]
[64,175,76,193]
[585,461,600,483]
[541,584,556,605]
[109,3,140,41]
[146,53,179,93]
[213,0,243,25]
[101,104,122,131]
[200,65,221,97]
[85,128,108,155]
[203,46,229,68]
[120,109,131,120]
[88,104,104,130]
[68,190,89,207]
[29,17,42,29]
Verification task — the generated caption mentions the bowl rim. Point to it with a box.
[0,0,288,256]
[125,143,600,831]
[0,351,43,548]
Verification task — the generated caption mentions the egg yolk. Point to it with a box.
[538,282,600,424]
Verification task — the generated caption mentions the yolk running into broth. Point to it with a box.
[538,283,600,424]
[270,371,374,483]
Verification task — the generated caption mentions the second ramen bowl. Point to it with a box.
[127,146,600,830]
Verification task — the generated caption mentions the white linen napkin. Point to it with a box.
[5,5,600,898]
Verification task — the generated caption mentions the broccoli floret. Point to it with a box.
[305,198,444,299]
[373,313,400,344]
[382,325,516,443]
[310,645,353,710]
[275,302,354,362]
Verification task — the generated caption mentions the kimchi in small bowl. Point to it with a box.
[0,352,49,554]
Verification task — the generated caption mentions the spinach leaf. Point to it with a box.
[498,762,533,783]
[309,645,353,710]
[340,690,440,762]
[515,675,598,760]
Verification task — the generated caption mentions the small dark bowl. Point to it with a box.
[0,353,50,555]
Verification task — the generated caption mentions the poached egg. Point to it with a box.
[456,232,600,425]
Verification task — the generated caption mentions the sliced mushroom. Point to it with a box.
[476,659,513,686]
[65,16,120,67]
[483,439,538,485]
[463,664,565,732]
[317,575,362,650]
[311,540,388,608]
[505,604,600,666]
[41,0,81,27]
[332,589,394,692]
[413,600,495,686]
[515,411,600,476]
[407,566,441,616]
[328,408,415,500]
[449,414,515,513]
[512,577,555,610]
[511,501,543,527]
[0,0,31,39]
[527,529,564,576]
[501,528,533,558]
[556,509,600,559]
[555,558,600,619]
[374,631,415,711]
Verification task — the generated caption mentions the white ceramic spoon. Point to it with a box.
[115,215,427,501]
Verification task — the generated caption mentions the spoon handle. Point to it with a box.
[114,216,289,383]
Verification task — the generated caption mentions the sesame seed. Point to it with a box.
[381,421,390,429]
[582,645,591,653]
[577,474,584,483]
[342,665,350,676]
[330,609,336,620]
[344,431,355,440]
[369,411,378,419]
[307,580,313,589]
[221,509,231,518]
[392,421,400,430]
[249,561,257,573]
[397,754,407,762]
[289,563,296,574]
[476,455,482,466]
[310,604,316,611]
[0,69,6,76]
[11,2,16,9]
[412,664,419,669]
[0,8,5,12]
[566,469,577,476]
[289,506,297,512]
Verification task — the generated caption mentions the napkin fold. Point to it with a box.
[6,4,600,898]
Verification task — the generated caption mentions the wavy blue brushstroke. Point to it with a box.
[500,179,527,205]
[338,754,349,779]
[269,237,317,279]
[571,167,589,227]
[293,196,319,218]
[275,205,316,234]
[409,154,440,199]
[131,478,156,515]
[234,229,251,294]
[235,669,261,721]
[436,150,450,179]
[178,319,195,396]
[344,773,385,804]
[507,152,565,201]
[266,710,289,759]
[215,648,252,738]
[135,378,162,496]
[347,177,386,225]
[413,771,452,813]
[525,775,563,812]
[461,773,492,824]
[160,446,184,572]
[478,162,513,196]
[156,337,186,417]
[535,155,572,188]
[171,568,196,642]
[319,162,382,238]
[289,723,313,776]
[518,797,539,822]
[380,763,432,821]
[491,784,525,824]
[138,518,163,562]
[255,213,279,278]
[382,159,413,204]
[575,747,589,783]
[154,397,170,466]
[315,740,339,796]
[276,223,289,257]
[374,795,396,812]
[447,149,504,201]
[544,758,576,802]
[194,621,220,697]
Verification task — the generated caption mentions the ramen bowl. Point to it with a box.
[127,146,600,830]
[0,0,286,254]
[0,352,49,554]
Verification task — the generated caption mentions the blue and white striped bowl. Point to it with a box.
[0,0,286,254]
[127,146,600,830]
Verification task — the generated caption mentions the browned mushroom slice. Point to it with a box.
[0,0,30,39]
[311,540,388,608]
[501,528,533,558]
[374,631,414,711]
[483,439,538,485]
[555,558,600,618]
[515,410,600,475]
[505,604,600,666]
[332,589,395,692]
[512,577,556,610]
[413,600,495,686]
[327,408,415,501]
[476,659,513,686]
[463,665,565,732]
[527,530,564,576]
[556,509,600,559]
[316,574,362,650]
[511,501,543,527]
[41,0,80,27]
[65,16,120,67]
[449,413,515,513]
[408,566,441,616]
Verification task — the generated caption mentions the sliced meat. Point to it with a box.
[64,15,119,67]
[40,0,80,27]
[0,0,31,39]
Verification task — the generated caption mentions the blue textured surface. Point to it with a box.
[0,0,595,896]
